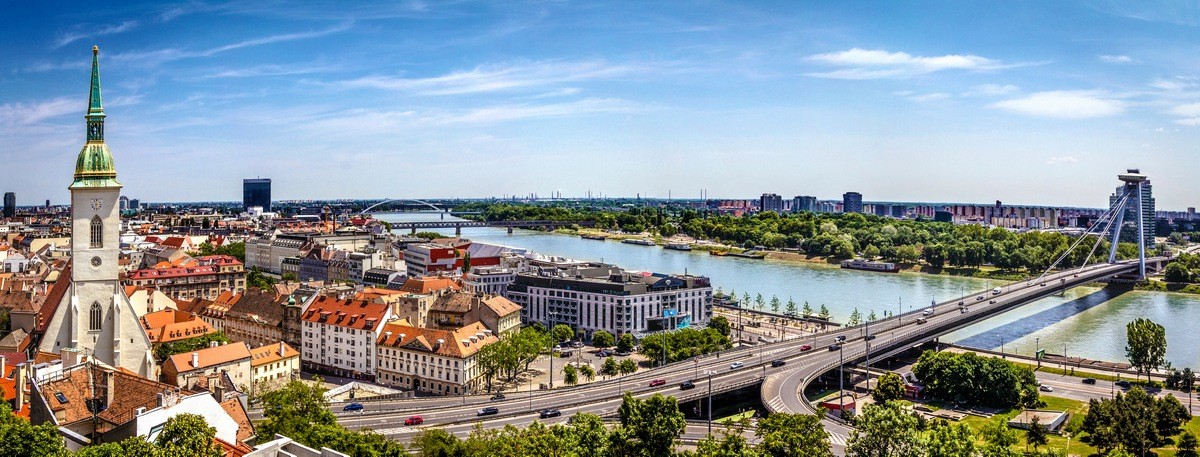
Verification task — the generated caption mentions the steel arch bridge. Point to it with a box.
[360,198,443,214]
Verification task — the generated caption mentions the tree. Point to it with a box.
[601,357,620,378]
[155,413,223,457]
[770,296,781,314]
[785,298,798,317]
[552,324,575,344]
[755,294,766,311]
[863,244,881,259]
[819,304,830,320]
[872,372,906,403]
[1179,430,1199,457]
[1126,318,1167,381]
[1026,414,1048,452]
[281,272,299,282]
[617,333,636,354]
[926,422,976,457]
[592,330,616,348]
[845,402,924,457]
[802,301,813,317]
[708,315,731,337]
[75,437,158,457]
[563,365,579,386]
[979,417,1019,457]
[154,330,233,361]
[0,403,68,457]
[410,428,463,456]
[618,393,686,456]
[247,266,276,289]
[256,379,337,440]
[461,251,472,273]
[619,358,638,376]
[847,309,861,326]
[578,364,596,383]
[1165,262,1192,283]
[866,310,877,322]
[756,412,833,457]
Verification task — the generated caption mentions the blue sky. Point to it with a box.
[2,1,1199,209]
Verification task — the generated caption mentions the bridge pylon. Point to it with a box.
[1107,169,1149,279]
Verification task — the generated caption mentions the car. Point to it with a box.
[490,393,506,401]
[729,362,745,370]
[800,344,812,351]
[989,300,996,304]
[834,335,846,342]
[404,415,424,425]
[958,301,964,306]
[342,403,364,412]
[539,409,562,418]
[916,317,928,324]
[649,379,667,387]
[1039,385,1054,392]
[865,334,877,341]
[616,351,632,356]
[1082,378,1097,385]
[1039,283,1046,287]
[960,308,967,314]
[477,407,499,416]
[976,296,984,300]
[922,309,933,316]
[828,344,842,351]
[679,381,696,390]
[771,359,787,367]
[1115,380,1131,388]
[571,341,584,348]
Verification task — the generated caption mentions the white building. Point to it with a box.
[300,295,393,381]
[507,265,713,338]
[462,265,516,297]
[375,321,498,395]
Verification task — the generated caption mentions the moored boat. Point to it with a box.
[664,242,692,251]
[840,258,901,273]
[621,238,656,246]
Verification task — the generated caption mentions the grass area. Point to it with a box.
[950,395,1200,456]
[715,410,756,425]
[1008,360,1167,389]
[1134,279,1200,295]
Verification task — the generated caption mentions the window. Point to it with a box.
[89,302,102,331]
[90,216,103,249]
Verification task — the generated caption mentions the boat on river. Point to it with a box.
[728,250,767,259]
[621,238,656,246]
[664,242,692,251]
[840,258,901,273]
[580,234,608,240]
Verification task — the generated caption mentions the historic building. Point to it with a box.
[36,47,155,378]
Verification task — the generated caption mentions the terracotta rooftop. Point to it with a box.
[225,288,286,327]
[249,342,299,367]
[430,292,475,314]
[377,321,497,359]
[38,363,180,428]
[482,295,522,317]
[301,296,389,332]
[164,342,252,373]
[219,398,255,443]
[141,309,215,344]
[397,276,461,295]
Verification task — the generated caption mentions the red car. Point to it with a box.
[649,379,667,387]
[404,415,424,426]
[800,344,812,351]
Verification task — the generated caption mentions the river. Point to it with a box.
[376,213,1200,368]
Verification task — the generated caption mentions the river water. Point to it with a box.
[376,213,1200,368]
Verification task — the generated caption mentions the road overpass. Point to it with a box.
[389,219,596,235]
[319,259,1152,452]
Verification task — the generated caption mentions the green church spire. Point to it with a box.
[72,45,120,190]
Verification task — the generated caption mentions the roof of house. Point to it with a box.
[219,398,255,443]
[249,342,299,367]
[141,309,214,344]
[481,295,522,318]
[224,288,286,327]
[300,296,390,332]
[376,321,497,359]
[164,342,252,374]
[430,292,474,314]
[38,363,180,428]
[397,276,461,294]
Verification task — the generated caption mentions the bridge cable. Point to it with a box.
[1032,187,1133,285]
[1076,190,1132,273]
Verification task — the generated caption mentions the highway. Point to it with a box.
[323,259,1149,452]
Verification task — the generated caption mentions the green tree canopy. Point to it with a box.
[1126,318,1167,380]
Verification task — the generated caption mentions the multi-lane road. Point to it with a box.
[313,259,1148,452]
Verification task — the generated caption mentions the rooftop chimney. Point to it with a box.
[278,341,285,356]
[191,352,199,367]
[210,341,219,348]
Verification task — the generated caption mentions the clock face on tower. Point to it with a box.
[90,199,103,210]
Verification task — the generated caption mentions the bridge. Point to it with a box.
[389,219,596,236]
[360,198,444,214]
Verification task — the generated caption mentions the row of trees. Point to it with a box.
[153,330,232,362]
[846,401,1064,457]
[471,202,1149,274]
[638,327,732,366]
[1164,252,1200,283]
[1080,387,1194,455]
[475,325,560,391]
[720,289,830,320]
[411,392,836,457]
[911,350,1041,409]
[0,401,227,457]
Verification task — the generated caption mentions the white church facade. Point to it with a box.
[37,47,156,378]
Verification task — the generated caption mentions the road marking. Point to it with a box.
[828,431,848,446]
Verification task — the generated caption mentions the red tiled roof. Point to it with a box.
[249,342,299,367]
[127,264,221,280]
[300,296,389,331]
[219,398,254,443]
[377,321,497,359]
[141,309,215,343]
[164,342,252,374]
[397,277,461,294]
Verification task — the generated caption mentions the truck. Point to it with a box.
[991,287,1002,295]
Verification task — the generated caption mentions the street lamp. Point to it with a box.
[705,369,714,437]
[897,296,902,326]
[838,343,845,416]
[547,311,559,388]
[693,358,699,380]
[865,317,872,394]
[1036,337,1040,369]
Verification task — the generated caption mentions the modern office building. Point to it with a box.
[792,195,817,213]
[2,192,14,218]
[507,265,712,338]
[759,193,783,213]
[243,178,272,212]
[842,192,863,214]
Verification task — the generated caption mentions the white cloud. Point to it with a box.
[54,20,138,48]
[111,23,351,67]
[907,92,951,102]
[1046,156,1078,165]
[338,60,644,95]
[805,48,1022,79]
[1098,54,1134,64]
[0,97,78,127]
[962,84,1019,97]
[1176,118,1200,126]
[1170,102,1200,117]
[990,91,1126,119]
